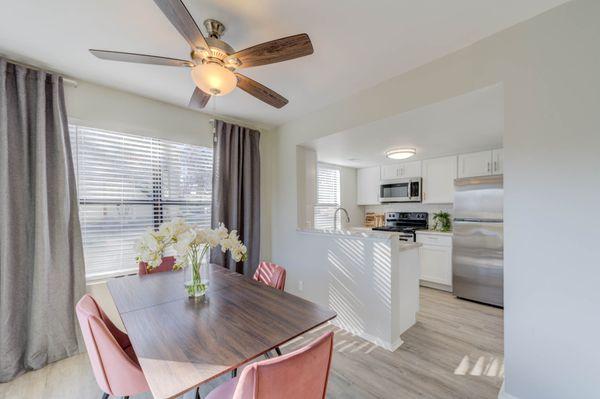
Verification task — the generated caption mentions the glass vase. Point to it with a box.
[184,245,210,299]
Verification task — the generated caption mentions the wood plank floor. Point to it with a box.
[0,287,503,399]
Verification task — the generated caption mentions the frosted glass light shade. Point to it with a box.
[385,148,416,160]
[191,63,237,96]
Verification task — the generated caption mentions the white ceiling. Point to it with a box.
[0,0,568,127]
[305,84,503,168]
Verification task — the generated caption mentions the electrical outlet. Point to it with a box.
[298,280,304,292]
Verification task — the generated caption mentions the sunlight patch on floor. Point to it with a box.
[454,355,504,377]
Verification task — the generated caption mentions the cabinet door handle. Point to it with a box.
[487,162,491,173]
[493,161,498,173]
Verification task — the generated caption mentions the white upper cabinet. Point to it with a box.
[380,161,421,180]
[401,161,422,178]
[458,149,503,178]
[380,164,399,180]
[492,148,503,175]
[422,155,457,204]
[356,166,381,205]
[458,150,492,178]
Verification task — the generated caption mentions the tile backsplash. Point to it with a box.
[364,203,453,229]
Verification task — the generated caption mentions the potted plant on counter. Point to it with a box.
[432,211,452,232]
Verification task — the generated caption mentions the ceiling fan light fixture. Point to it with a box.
[191,63,237,96]
[385,148,416,160]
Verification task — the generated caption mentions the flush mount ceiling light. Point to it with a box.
[385,148,416,160]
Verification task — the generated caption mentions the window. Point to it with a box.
[69,125,213,280]
[314,163,341,230]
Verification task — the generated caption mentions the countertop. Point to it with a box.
[297,228,422,251]
[416,229,453,236]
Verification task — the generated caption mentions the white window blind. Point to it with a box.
[69,125,213,280]
[314,163,341,230]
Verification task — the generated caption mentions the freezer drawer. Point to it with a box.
[452,220,503,307]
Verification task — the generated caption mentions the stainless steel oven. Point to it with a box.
[379,177,421,203]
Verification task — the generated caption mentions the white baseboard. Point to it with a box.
[498,382,519,399]
[329,319,404,352]
[419,279,452,292]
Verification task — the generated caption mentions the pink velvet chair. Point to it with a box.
[206,332,334,399]
[251,262,287,358]
[253,262,287,291]
[76,294,149,399]
[138,255,176,275]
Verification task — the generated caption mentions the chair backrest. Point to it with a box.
[76,295,148,396]
[76,295,112,394]
[139,256,176,275]
[233,332,334,399]
[253,262,287,291]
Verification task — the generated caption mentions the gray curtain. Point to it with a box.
[210,119,260,276]
[0,59,85,382]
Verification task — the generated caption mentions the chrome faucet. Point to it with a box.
[333,207,350,230]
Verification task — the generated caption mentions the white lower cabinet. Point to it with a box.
[417,232,452,291]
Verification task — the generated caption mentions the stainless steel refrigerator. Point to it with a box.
[452,175,503,307]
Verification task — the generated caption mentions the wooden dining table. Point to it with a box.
[107,264,337,399]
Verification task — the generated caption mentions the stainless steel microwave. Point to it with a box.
[379,177,422,203]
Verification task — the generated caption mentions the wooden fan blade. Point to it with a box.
[235,73,288,108]
[230,34,313,68]
[189,87,210,109]
[90,49,193,67]
[153,0,209,50]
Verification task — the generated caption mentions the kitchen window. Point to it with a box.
[69,125,213,280]
[314,163,341,230]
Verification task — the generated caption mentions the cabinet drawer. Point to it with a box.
[416,234,452,247]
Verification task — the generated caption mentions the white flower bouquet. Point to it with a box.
[134,218,247,297]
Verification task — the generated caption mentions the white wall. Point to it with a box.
[64,80,274,263]
[338,165,363,228]
[271,1,600,398]
[296,146,317,228]
[296,150,363,229]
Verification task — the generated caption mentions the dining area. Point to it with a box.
[78,260,337,399]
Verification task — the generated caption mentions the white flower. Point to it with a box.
[147,252,162,268]
[173,241,191,258]
[193,228,209,246]
[135,219,248,270]
[140,229,160,252]
[216,223,229,240]
[205,229,221,248]
[158,218,191,243]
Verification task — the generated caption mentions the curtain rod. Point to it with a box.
[3,57,78,87]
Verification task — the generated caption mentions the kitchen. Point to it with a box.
[295,83,504,350]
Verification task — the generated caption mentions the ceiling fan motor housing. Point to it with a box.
[204,19,226,39]
[191,20,237,67]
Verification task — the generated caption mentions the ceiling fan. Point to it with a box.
[89,0,314,109]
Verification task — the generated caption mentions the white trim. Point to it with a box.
[498,382,519,399]
[329,319,404,352]
[419,279,453,292]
